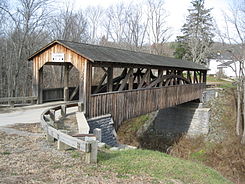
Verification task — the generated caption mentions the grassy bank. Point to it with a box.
[98,149,232,184]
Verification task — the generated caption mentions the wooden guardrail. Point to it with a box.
[0,96,37,107]
[40,102,98,164]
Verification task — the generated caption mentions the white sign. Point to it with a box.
[52,53,64,62]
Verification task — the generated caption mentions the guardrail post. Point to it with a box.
[8,100,14,108]
[49,109,55,124]
[31,98,35,105]
[61,105,67,118]
[85,141,98,164]
[46,128,55,143]
[78,102,84,112]
[57,130,70,150]
[93,128,102,142]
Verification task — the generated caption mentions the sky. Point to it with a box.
[64,0,233,41]
[9,0,234,41]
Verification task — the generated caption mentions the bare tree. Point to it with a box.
[216,0,245,144]
[103,3,127,44]
[85,6,104,44]
[0,0,52,97]
[146,0,170,55]
[123,3,149,51]
[50,6,88,42]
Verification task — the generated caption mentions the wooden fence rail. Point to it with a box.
[0,96,37,107]
[88,83,206,129]
[40,102,98,164]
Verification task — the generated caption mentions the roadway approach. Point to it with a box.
[0,102,77,127]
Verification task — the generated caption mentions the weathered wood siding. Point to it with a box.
[31,43,87,102]
[88,83,206,129]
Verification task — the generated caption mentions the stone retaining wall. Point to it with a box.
[153,102,210,137]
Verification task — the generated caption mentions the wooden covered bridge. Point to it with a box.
[29,40,207,129]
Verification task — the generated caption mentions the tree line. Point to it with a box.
[0,0,174,98]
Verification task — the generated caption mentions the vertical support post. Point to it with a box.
[57,130,70,150]
[136,68,141,85]
[38,67,43,104]
[9,100,14,108]
[107,67,113,92]
[177,70,182,84]
[158,69,163,87]
[49,109,55,125]
[194,71,198,83]
[199,71,202,83]
[85,62,92,116]
[61,105,66,118]
[146,69,151,86]
[93,128,102,142]
[78,102,84,112]
[203,71,207,83]
[85,141,98,164]
[32,58,38,99]
[79,62,85,103]
[128,68,134,90]
[64,64,69,101]
[187,71,192,84]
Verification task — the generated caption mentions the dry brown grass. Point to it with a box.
[0,123,160,184]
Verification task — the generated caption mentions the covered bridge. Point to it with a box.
[28,40,207,129]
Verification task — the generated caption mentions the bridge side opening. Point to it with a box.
[87,62,207,129]
[90,63,207,95]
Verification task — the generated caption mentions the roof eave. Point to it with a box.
[93,60,208,71]
[28,40,94,62]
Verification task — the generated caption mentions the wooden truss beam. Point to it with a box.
[147,74,190,88]
[118,68,134,91]
[137,69,150,89]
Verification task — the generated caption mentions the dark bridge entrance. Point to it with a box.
[29,40,207,129]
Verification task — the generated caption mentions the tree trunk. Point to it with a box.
[236,81,241,136]
[241,79,245,144]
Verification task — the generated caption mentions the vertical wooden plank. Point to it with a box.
[38,67,43,104]
[107,67,113,92]
[79,62,85,102]
[194,71,198,83]
[128,68,134,90]
[203,71,207,83]
[85,62,92,116]
[64,64,69,101]
[32,58,38,98]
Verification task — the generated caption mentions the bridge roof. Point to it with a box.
[29,40,208,70]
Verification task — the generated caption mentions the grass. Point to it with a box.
[206,75,227,82]
[1,151,11,155]
[98,149,232,184]
[206,75,235,89]
[219,82,235,89]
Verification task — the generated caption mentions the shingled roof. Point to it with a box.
[29,40,208,70]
